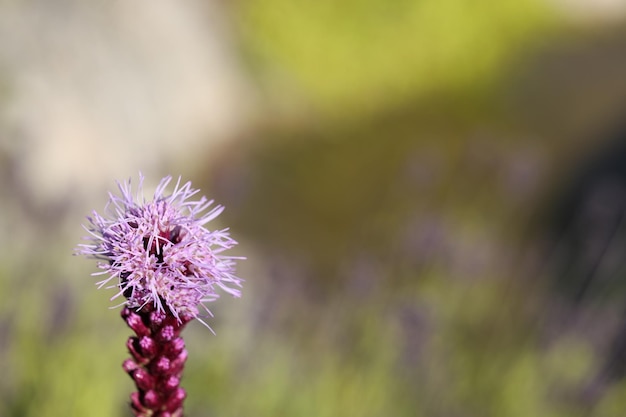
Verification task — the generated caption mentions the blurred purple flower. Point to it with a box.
[76,173,243,325]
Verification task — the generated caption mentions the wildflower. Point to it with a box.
[77,174,243,416]
[77,173,243,324]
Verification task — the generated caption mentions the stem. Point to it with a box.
[121,305,192,417]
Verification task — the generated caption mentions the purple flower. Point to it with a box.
[77,174,244,416]
[77,174,243,325]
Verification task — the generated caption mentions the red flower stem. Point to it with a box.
[122,306,192,417]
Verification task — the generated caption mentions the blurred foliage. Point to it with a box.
[0,261,130,417]
[236,0,556,118]
[4,1,626,417]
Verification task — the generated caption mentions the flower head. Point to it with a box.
[77,174,243,324]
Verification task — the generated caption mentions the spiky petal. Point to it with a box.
[76,174,243,323]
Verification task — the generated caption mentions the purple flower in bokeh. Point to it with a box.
[77,174,243,325]
[76,174,243,416]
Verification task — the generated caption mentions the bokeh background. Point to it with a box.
[2,0,626,416]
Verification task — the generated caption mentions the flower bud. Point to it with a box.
[162,375,180,393]
[122,309,150,337]
[138,336,157,358]
[159,325,175,342]
[153,356,171,374]
[132,367,156,391]
[143,389,161,409]
[150,310,166,327]
[164,387,186,412]
[169,349,188,375]
[123,358,139,373]
[165,337,185,358]
[130,391,147,414]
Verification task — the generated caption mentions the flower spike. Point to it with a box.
[77,174,243,416]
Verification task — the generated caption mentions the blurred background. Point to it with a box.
[2,0,626,416]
